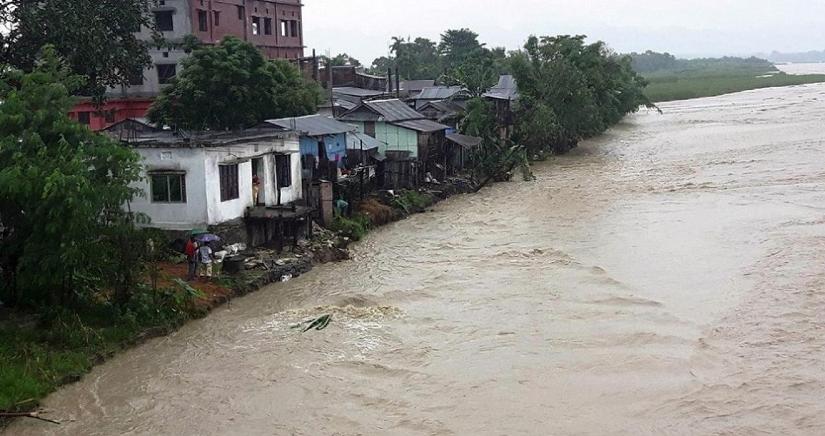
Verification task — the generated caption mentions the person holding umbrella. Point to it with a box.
[194,233,220,280]
[197,241,214,280]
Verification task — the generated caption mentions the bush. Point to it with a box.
[393,190,434,214]
[358,199,397,226]
[329,214,372,241]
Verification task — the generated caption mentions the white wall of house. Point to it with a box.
[130,147,209,230]
[130,135,303,231]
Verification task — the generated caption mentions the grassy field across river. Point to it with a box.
[644,71,825,102]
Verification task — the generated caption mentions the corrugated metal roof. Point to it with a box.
[336,107,381,122]
[420,100,463,114]
[266,114,355,136]
[400,80,436,92]
[446,133,483,148]
[392,119,449,133]
[484,75,519,100]
[333,86,386,97]
[416,86,466,100]
[346,132,385,150]
[364,99,425,122]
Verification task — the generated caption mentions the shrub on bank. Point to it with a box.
[329,214,372,241]
[392,190,435,214]
[358,199,397,226]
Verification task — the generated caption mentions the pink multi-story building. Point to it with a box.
[71,0,306,131]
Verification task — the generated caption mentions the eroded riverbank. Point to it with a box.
[9,83,825,435]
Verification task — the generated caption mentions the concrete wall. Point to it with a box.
[107,0,193,99]
[131,147,209,230]
[130,135,302,231]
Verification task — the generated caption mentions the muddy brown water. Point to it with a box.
[9,84,825,435]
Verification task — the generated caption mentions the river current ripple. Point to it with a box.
[9,83,825,435]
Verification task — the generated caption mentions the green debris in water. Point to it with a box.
[291,314,332,333]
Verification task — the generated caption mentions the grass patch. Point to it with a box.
[0,283,204,414]
[329,214,372,241]
[392,190,435,214]
[644,71,825,102]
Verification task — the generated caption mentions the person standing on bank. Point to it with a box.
[184,237,198,281]
[198,242,214,280]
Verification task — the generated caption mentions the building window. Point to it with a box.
[275,155,291,188]
[197,10,208,31]
[213,10,221,27]
[290,20,298,38]
[156,64,177,84]
[251,16,260,35]
[77,112,91,125]
[263,17,272,35]
[280,20,287,37]
[154,11,174,32]
[150,172,187,203]
[219,164,239,202]
[237,5,244,20]
[104,110,116,123]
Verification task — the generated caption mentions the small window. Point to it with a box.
[275,155,292,188]
[156,64,177,84]
[237,5,244,20]
[104,111,116,123]
[154,11,174,32]
[290,20,298,38]
[219,164,239,202]
[151,173,187,203]
[77,112,91,125]
[263,17,272,35]
[213,10,221,27]
[197,10,208,31]
[280,20,287,37]
[251,16,260,35]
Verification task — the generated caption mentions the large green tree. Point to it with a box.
[0,48,144,307]
[389,37,442,80]
[511,35,652,153]
[441,50,498,97]
[147,37,321,131]
[0,0,159,101]
[439,28,485,72]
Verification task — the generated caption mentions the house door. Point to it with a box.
[252,157,264,206]
[274,154,292,205]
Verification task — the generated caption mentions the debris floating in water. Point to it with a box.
[291,314,332,333]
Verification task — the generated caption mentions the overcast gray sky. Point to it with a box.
[303,0,825,63]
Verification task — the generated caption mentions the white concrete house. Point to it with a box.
[117,126,302,231]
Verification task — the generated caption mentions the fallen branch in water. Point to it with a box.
[0,412,61,425]
[291,314,332,332]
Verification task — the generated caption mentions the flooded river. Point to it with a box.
[10,83,825,435]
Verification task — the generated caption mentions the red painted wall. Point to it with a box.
[69,99,154,131]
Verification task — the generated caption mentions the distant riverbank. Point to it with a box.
[643,62,825,102]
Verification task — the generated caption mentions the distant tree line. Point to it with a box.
[629,50,776,75]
